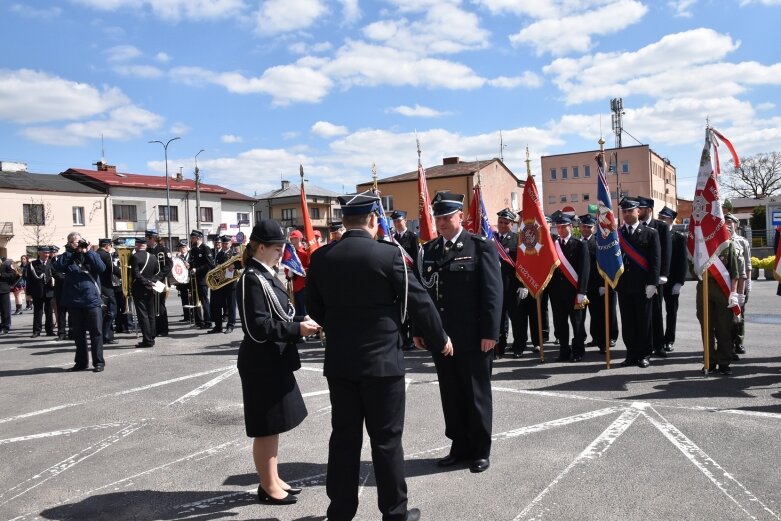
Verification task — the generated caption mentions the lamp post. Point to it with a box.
[149,137,181,247]
[195,149,205,230]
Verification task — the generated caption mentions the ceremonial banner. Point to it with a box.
[299,165,319,254]
[417,163,437,243]
[775,226,781,282]
[374,190,394,243]
[516,172,559,298]
[595,153,624,287]
[687,128,739,276]
[468,184,514,267]
[282,242,305,277]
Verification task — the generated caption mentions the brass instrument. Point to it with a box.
[183,252,201,314]
[205,246,244,290]
[115,246,137,334]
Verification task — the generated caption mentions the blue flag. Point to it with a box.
[373,189,394,242]
[281,242,305,277]
[595,154,623,288]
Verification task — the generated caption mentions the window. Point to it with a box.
[582,193,591,202]
[620,190,629,198]
[561,167,568,179]
[332,208,342,220]
[381,195,394,211]
[570,194,579,202]
[548,195,556,204]
[237,212,250,225]
[560,195,567,203]
[72,206,84,226]
[550,168,557,180]
[511,192,519,210]
[572,166,579,178]
[254,210,263,223]
[113,204,137,222]
[622,161,629,174]
[281,208,296,220]
[158,205,179,222]
[23,204,45,225]
[200,207,214,223]
[309,207,321,219]
[584,165,591,177]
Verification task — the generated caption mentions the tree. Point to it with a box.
[750,206,765,231]
[20,197,55,248]
[722,152,781,199]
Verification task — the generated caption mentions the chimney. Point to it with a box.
[442,156,460,165]
[281,180,290,190]
[176,166,183,181]
[93,161,116,172]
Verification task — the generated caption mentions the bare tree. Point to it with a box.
[20,197,56,247]
[721,152,781,198]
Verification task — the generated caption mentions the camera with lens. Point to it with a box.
[78,239,89,249]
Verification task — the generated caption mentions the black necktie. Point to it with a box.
[559,238,565,248]
[642,221,648,227]
[444,240,453,251]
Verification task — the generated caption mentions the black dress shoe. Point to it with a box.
[512,352,523,359]
[653,349,668,358]
[731,353,741,361]
[619,358,636,367]
[66,365,88,372]
[734,345,745,354]
[555,355,570,362]
[206,328,222,334]
[283,486,302,495]
[135,341,154,348]
[609,340,616,347]
[571,356,583,363]
[104,340,118,345]
[664,343,674,352]
[31,332,40,338]
[719,366,732,376]
[470,458,490,473]
[257,486,297,505]
[178,318,189,322]
[199,324,213,330]
[223,326,234,334]
[94,365,105,372]
[437,454,465,467]
[405,507,421,521]
[637,357,650,368]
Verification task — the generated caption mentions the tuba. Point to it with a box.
[206,246,244,290]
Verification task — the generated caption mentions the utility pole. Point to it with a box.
[195,149,205,230]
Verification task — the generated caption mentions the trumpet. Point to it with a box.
[205,246,244,290]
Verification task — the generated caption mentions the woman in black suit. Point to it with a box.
[237,220,320,505]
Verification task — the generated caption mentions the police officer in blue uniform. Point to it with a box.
[417,192,502,473]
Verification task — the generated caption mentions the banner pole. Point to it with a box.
[536,295,545,363]
[703,269,710,373]
[604,280,611,369]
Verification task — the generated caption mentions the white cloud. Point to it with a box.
[289,41,333,55]
[740,0,781,5]
[22,105,164,146]
[0,69,129,124]
[221,134,244,143]
[9,3,62,19]
[488,71,543,88]
[341,0,360,23]
[71,0,245,22]
[155,52,171,63]
[311,121,349,137]
[105,45,142,62]
[113,65,164,78]
[170,122,190,135]
[668,0,698,17]
[388,104,449,118]
[510,0,648,56]
[254,0,327,35]
[282,131,300,139]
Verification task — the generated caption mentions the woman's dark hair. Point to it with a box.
[241,239,260,268]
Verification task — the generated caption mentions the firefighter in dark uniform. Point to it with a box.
[26,245,55,338]
[658,207,687,352]
[307,192,451,521]
[616,197,661,368]
[390,210,419,351]
[494,208,526,358]
[96,239,121,344]
[112,240,134,333]
[209,235,240,334]
[579,214,618,352]
[51,245,69,340]
[548,215,590,362]
[146,230,173,336]
[130,237,159,347]
[188,230,215,329]
[174,240,193,322]
[637,196,671,358]
[328,221,345,242]
[416,191,502,474]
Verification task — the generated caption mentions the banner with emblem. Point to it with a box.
[686,127,739,276]
[416,138,437,243]
[516,172,559,298]
[282,242,305,277]
[595,152,624,288]
[299,164,319,254]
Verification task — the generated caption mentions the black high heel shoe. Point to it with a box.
[284,486,302,495]
[257,486,297,505]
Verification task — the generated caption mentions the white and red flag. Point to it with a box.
[416,138,437,243]
[516,172,559,298]
[299,165,319,254]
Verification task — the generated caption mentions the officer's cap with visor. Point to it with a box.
[554,214,573,225]
[389,210,407,220]
[190,230,204,238]
[98,238,112,247]
[619,197,640,210]
[337,192,382,216]
[578,214,596,226]
[636,196,654,209]
[431,192,464,217]
[658,206,677,220]
[497,208,517,221]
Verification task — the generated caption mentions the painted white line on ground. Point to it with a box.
[513,405,642,521]
[172,487,255,517]
[168,368,238,405]
[0,422,127,445]
[0,346,18,351]
[302,389,330,398]
[493,407,623,442]
[643,406,781,521]
[299,366,324,373]
[0,422,145,507]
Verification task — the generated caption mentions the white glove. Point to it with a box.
[598,287,605,296]
[671,283,682,295]
[576,294,586,304]
[517,287,529,300]
[737,294,746,306]
[659,276,668,285]
[645,285,656,299]
[727,291,739,309]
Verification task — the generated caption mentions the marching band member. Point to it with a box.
[208,235,240,334]
[146,230,173,336]
[188,230,215,329]
[130,237,159,348]
[25,246,55,338]
[174,240,193,323]
[96,239,121,345]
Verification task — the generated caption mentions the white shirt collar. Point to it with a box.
[443,226,463,244]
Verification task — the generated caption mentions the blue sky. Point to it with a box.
[1,0,780,201]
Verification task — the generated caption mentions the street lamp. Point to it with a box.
[148,137,181,248]
[195,149,205,229]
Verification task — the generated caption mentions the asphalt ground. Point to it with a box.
[1,279,780,521]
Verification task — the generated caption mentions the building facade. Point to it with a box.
[541,145,677,216]
[255,180,342,236]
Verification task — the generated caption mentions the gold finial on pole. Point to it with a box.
[372,162,378,192]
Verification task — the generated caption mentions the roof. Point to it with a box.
[356,158,521,186]
[60,168,254,200]
[256,182,341,200]
[220,186,256,202]
[0,170,103,194]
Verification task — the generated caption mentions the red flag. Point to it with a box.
[299,165,318,254]
[417,164,437,243]
[464,186,480,234]
[774,226,781,282]
[687,128,732,276]
[515,172,559,298]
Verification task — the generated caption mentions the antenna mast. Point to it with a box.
[610,98,624,148]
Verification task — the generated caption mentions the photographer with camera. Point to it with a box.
[53,232,106,372]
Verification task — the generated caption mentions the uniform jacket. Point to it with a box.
[668,231,688,287]
[393,228,419,267]
[189,243,215,283]
[0,259,19,294]
[417,229,502,352]
[645,218,671,281]
[52,249,105,308]
[130,249,160,291]
[549,235,590,298]
[97,249,122,289]
[616,223,661,293]
[583,234,603,296]
[496,231,520,295]
[237,258,304,374]
[307,228,447,378]
[25,258,55,299]
[150,244,174,283]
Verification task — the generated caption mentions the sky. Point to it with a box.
[1,0,780,202]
